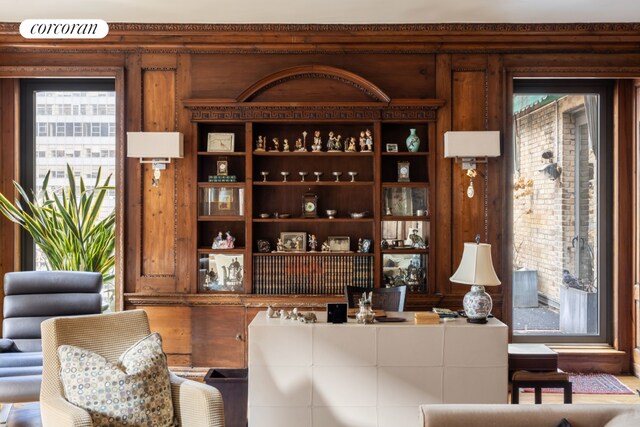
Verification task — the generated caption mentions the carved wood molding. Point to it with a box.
[3,22,640,33]
[237,65,391,103]
[186,105,441,122]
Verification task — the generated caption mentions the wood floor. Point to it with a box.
[5,376,640,426]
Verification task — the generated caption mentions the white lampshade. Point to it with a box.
[450,242,501,286]
[444,131,500,158]
[127,132,183,160]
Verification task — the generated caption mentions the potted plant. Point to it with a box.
[0,164,115,310]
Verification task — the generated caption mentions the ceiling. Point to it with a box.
[3,0,640,24]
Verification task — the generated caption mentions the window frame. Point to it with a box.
[511,79,614,344]
[19,79,116,270]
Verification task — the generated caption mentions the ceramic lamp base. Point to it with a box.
[463,285,493,323]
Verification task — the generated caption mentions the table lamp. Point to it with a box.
[450,236,501,323]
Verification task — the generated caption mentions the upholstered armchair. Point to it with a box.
[40,309,225,427]
[0,271,102,405]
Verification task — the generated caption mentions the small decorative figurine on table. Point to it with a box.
[346,137,357,152]
[359,131,366,152]
[295,138,304,152]
[321,240,330,252]
[312,130,323,152]
[283,138,290,152]
[255,135,266,152]
[364,129,373,152]
[308,234,318,252]
[271,137,280,152]
[276,238,285,252]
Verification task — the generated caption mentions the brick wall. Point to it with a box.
[513,95,595,306]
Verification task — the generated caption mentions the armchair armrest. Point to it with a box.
[169,372,225,427]
[40,394,93,427]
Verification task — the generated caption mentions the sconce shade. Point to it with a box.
[444,131,501,158]
[450,242,501,286]
[127,132,184,160]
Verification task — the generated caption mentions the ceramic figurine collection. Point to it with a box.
[255,129,373,153]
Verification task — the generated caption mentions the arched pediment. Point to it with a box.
[236,65,391,104]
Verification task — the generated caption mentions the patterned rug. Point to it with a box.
[523,373,635,395]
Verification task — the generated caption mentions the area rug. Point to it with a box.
[523,373,635,395]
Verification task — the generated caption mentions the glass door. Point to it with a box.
[511,80,612,343]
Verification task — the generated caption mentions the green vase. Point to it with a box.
[406,128,420,152]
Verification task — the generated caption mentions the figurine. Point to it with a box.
[346,137,357,152]
[295,138,305,152]
[276,238,285,252]
[271,137,280,152]
[283,138,290,152]
[321,241,330,252]
[212,232,224,249]
[312,130,323,152]
[225,231,235,249]
[357,238,363,253]
[359,131,366,152]
[255,135,266,152]
[266,305,276,318]
[308,234,318,252]
[327,131,338,151]
[334,135,343,151]
[364,129,373,152]
[408,229,427,249]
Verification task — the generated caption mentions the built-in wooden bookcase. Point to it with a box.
[188,106,441,298]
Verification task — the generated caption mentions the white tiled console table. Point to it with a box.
[248,311,508,427]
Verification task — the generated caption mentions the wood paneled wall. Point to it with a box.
[0,23,639,372]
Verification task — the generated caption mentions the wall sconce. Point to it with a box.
[127,132,183,187]
[444,131,501,198]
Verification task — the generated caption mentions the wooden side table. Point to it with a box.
[508,343,558,374]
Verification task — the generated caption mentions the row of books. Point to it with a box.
[253,255,374,294]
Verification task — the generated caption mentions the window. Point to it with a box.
[20,79,116,272]
[511,80,613,344]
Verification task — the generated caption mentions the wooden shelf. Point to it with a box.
[254,252,374,257]
[198,247,246,254]
[198,151,246,156]
[198,182,245,188]
[382,182,429,188]
[253,217,374,223]
[382,215,431,221]
[381,249,430,254]
[382,152,429,156]
[198,216,245,221]
[253,151,374,157]
[253,181,373,187]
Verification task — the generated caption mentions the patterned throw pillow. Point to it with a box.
[58,332,175,427]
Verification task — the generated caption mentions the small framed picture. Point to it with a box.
[386,143,398,153]
[328,236,351,252]
[217,160,228,176]
[207,133,235,152]
[280,232,307,252]
[361,239,372,254]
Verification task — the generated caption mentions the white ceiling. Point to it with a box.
[3,0,640,24]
